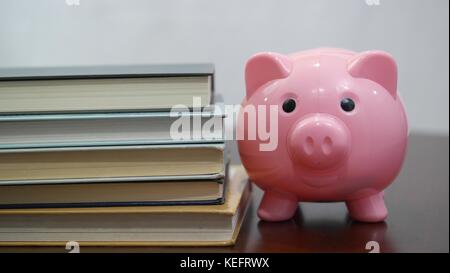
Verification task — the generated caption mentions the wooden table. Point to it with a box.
[1,133,448,253]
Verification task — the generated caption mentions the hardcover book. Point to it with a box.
[0,143,227,184]
[0,111,224,149]
[0,64,214,114]
[0,165,228,209]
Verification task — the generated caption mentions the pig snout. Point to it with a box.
[288,114,350,170]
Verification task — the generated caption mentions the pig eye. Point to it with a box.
[340,98,355,112]
[282,98,296,113]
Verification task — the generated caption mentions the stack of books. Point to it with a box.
[0,65,251,246]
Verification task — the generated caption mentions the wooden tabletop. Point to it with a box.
[1,133,448,253]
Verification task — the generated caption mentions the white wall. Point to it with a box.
[0,0,448,134]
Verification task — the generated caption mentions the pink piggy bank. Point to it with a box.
[237,48,408,223]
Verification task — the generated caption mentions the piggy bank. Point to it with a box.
[237,48,408,223]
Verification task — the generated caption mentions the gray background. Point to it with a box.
[0,0,448,134]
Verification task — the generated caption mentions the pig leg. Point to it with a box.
[258,190,298,221]
[346,192,388,223]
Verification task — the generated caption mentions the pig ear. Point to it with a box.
[348,51,398,97]
[245,52,292,99]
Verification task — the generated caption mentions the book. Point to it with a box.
[0,111,224,149]
[0,165,251,246]
[0,143,226,184]
[0,64,214,114]
[0,176,226,209]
